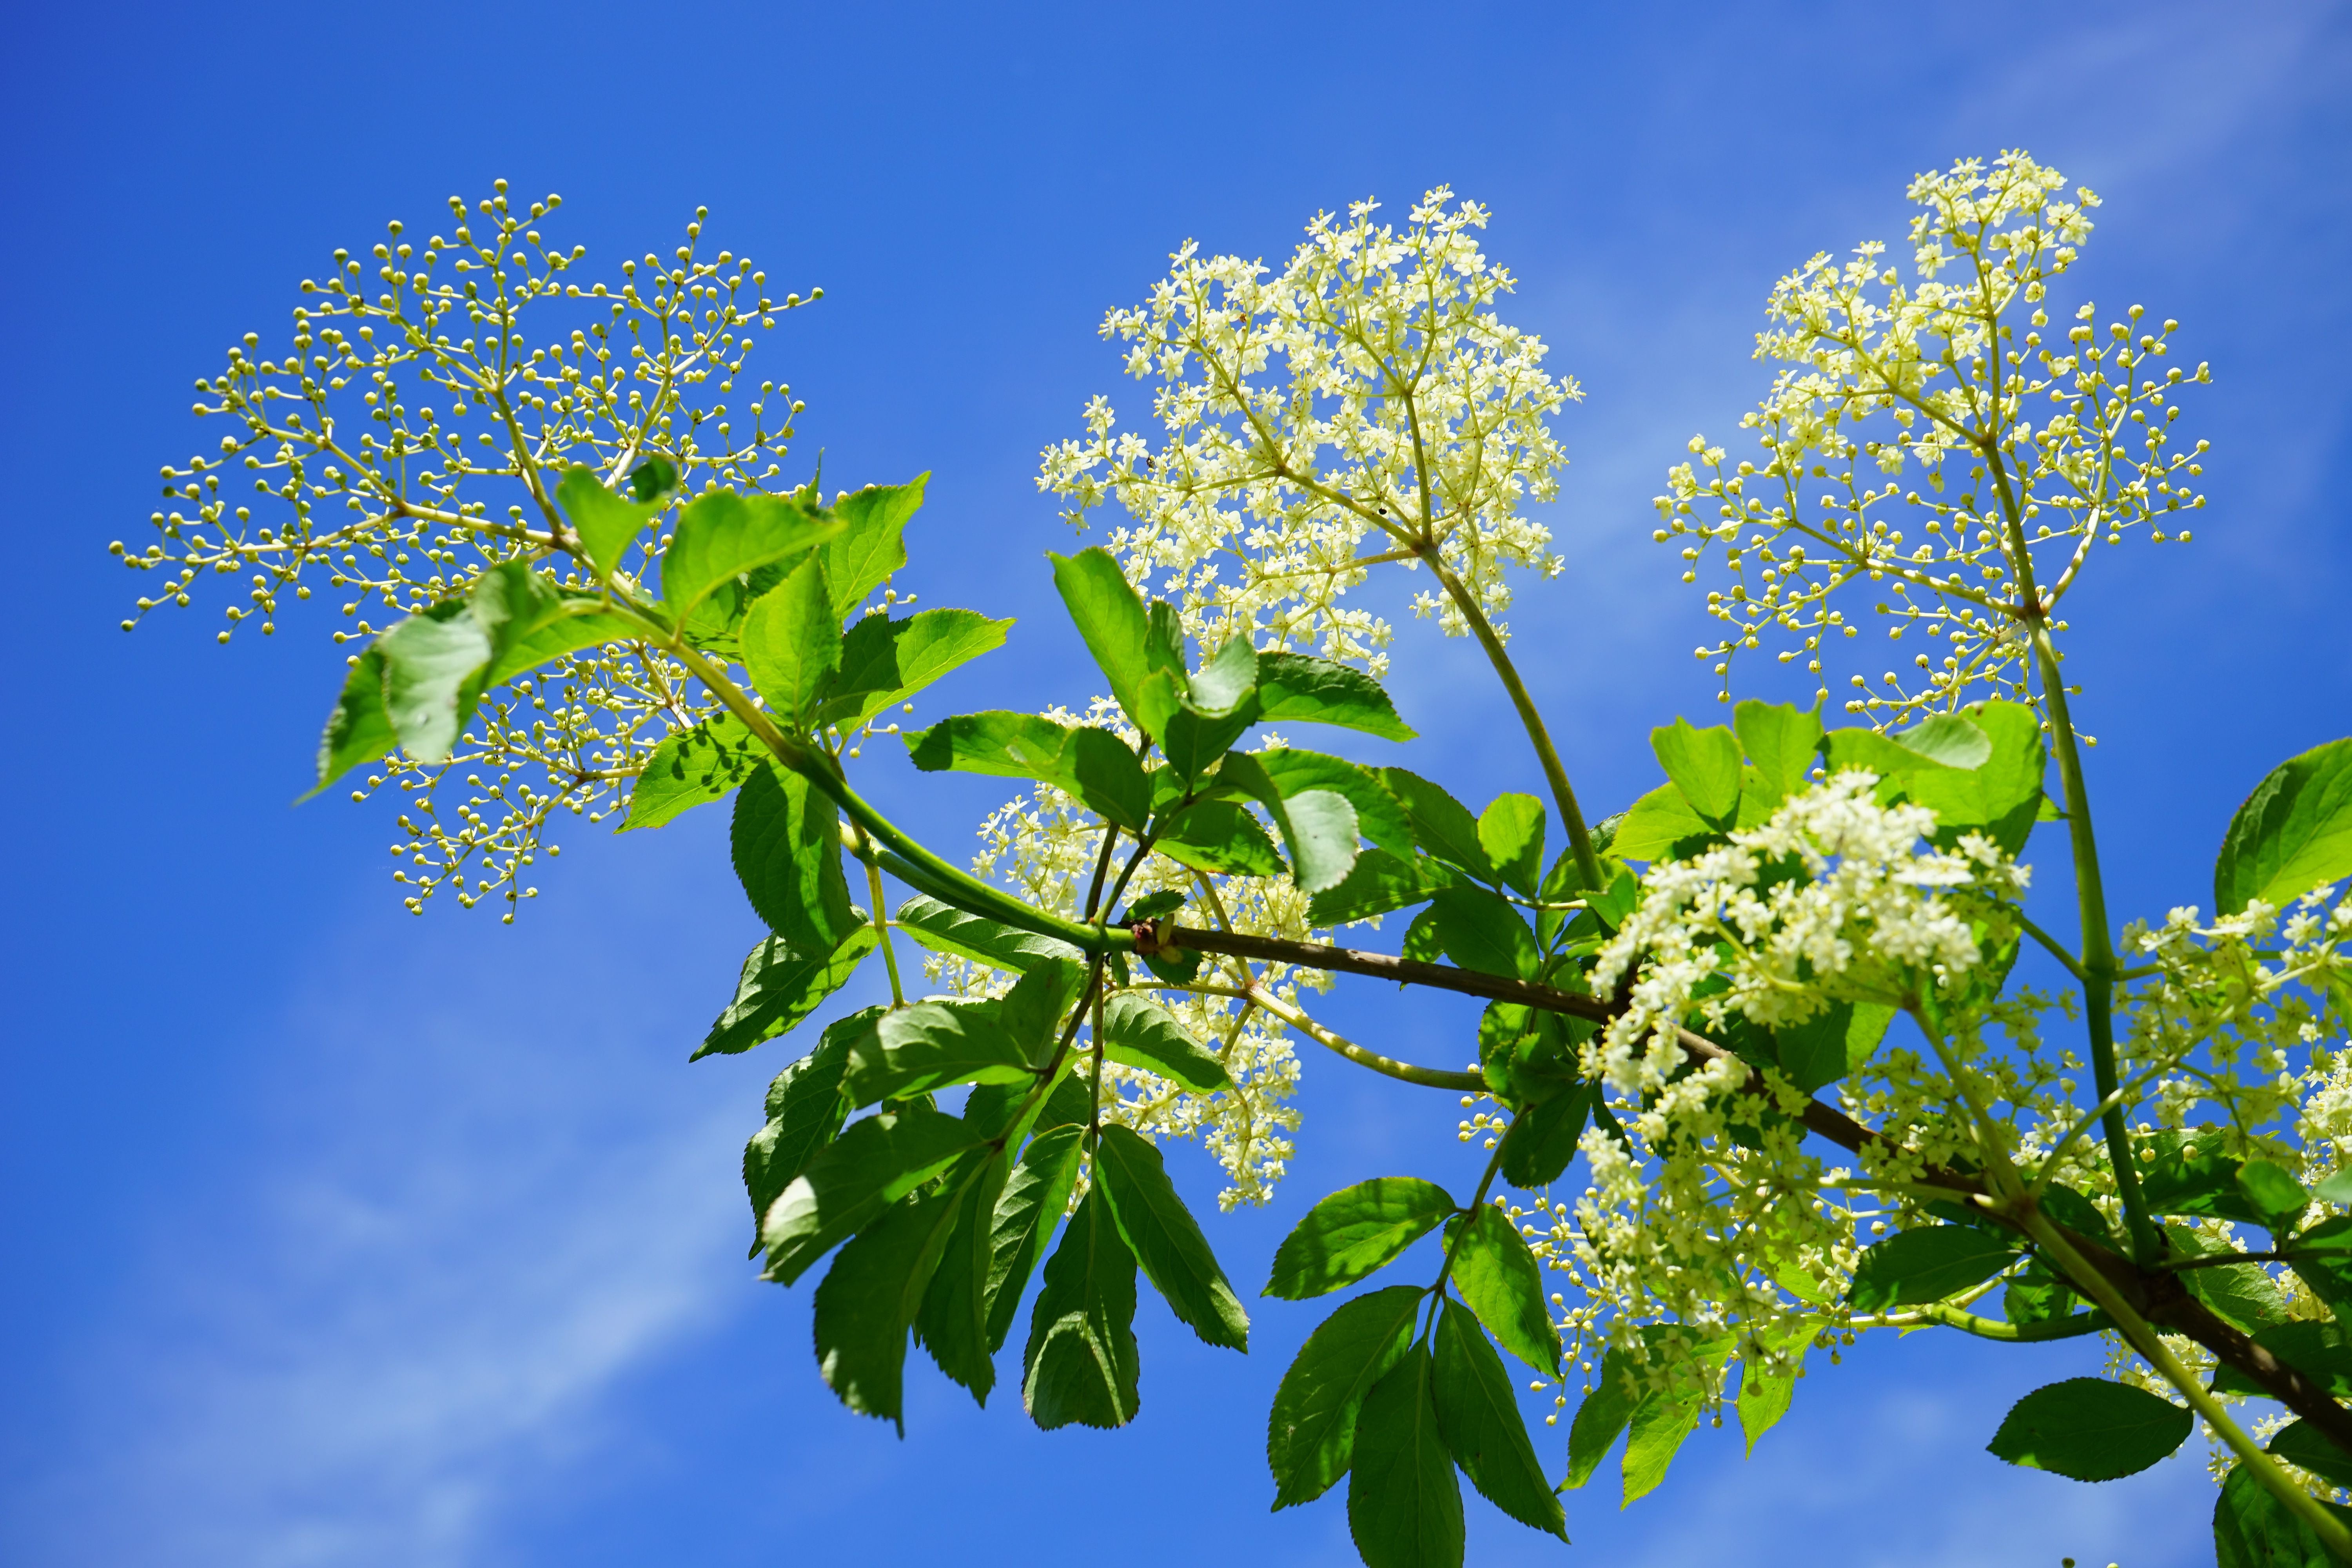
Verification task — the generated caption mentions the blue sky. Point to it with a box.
[3,3,2347,1565]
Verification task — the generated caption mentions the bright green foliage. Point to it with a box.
[1448,1205,1559,1375]
[1650,718,1743,826]
[1475,794,1546,898]
[985,1125,1085,1354]
[555,465,666,579]
[731,766,858,953]
[1255,652,1417,741]
[1848,1226,2020,1312]
[1266,1179,1455,1300]
[662,489,840,619]
[1988,1378,2192,1481]
[1430,1299,1566,1540]
[844,1000,1036,1104]
[813,1186,962,1431]
[741,556,840,727]
[1099,994,1231,1091]
[624,711,764,831]
[889,893,1084,974]
[2217,739,2352,915]
[1268,1286,1424,1508]
[1347,1346,1463,1568]
[697,927,877,1059]
[824,478,929,622]
[760,1106,978,1285]
[1024,1187,1143,1430]
[1096,1125,1250,1350]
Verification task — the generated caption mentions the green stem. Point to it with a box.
[2020,1205,2352,1561]
[1421,550,1604,892]
[849,825,907,1007]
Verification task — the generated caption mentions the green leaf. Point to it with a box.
[1061,727,1154,830]
[1160,701,1258,785]
[2142,1130,2263,1223]
[2173,1228,2292,1336]
[1347,1345,1465,1568]
[1896,711,1994,768]
[1267,1285,1425,1508]
[1380,769,1494,881]
[1651,718,1743,826]
[1095,1124,1249,1351]
[740,556,840,728]
[730,765,858,954]
[1768,1001,1895,1095]
[1100,993,1231,1091]
[1734,1340,1805,1457]
[1476,794,1546,898]
[1255,750,1414,855]
[759,1104,980,1284]
[904,713,1149,829]
[1987,1377,2193,1481]
[1254,651,1416,741]
[823,477,928,623]
[815,608,1013,730]
[376,603,495,764]
[2004,1260,2079,1327]
[1431,1298,1568,1541]
[1564,1350,1636,1490]
[1450,1204,1560,1375]
[1499,1085,1592,1189]
[889,893,1085,975]
[842,1000,1038,1105]
[303,648,397,799]
[2215,1461,2352,1568]
[663,489,842,621]
[1050,547,1163,736]
[1308,848,1456,927]
[812,1185,962,1430]
[1186,633,1259,717]
[554,464,662,579]
[998,959,1087,1056]
[2319,1170,2352,1208]
[1216,754,1361,895]
[1156,800,1287,879]
[696,926,877,1060]
[984,1123,1086,1353]
[741,1020,860,1257]
[1733,699,1824,805]
[1608,782,1716,862]
[1022,1186,1142,1430]
[1401,906,1444,967]
[1429,887,1540,981]
[2217,1323,2352,1401]
[2269,1420,2352,1491]
[2216,739,2352,915]
[916,1150,1010,1403]
[1849,1225,2019,1312]
[2241,1160,2315,1232]
[1266,1178,1456,1300]
[625,711,765,831]
[626,455,678,502]
[1622,1385,1702,1505]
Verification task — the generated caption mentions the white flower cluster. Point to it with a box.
[1653,150,2209,723]
[1038,188,1576,666]
[1590,772,2026,1095]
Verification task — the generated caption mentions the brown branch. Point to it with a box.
[1138,918,2352,1450]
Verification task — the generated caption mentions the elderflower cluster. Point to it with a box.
[1653,151,2209,724]
[1038,188,1577,665]
[118,183,817,915]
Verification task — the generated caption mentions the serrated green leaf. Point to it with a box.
[2215,1461,2352,1568]
[1156,799,1288,878]
[1734,1339,1805,1457]
[1095,1124,1249,1351]
[815,607,1013,730]
[759,1105,980,1284]
[663,488,841,620]
[1988,1377,2192,1480]
[2268,1420,2352,1491]
[1848,1225,2020,1312]
[1622,1385,1702,1506]
[1216,754,1361,894]
[2218,1323,2352,1401]
[890,893,1085,975]
[1499,1085,1592,1189]
[554,464,662,578]
[1401,905,1444,967]
[1733,699,1824,805]
[696,926,877,1060]
[741,1018,862,1258]
[813,1184,963,1430]
[904,712,1149,829]
[1308,848,1455,927]
[730,765,857,954]
[1651,718,1742,826]
[1769,1000,1894,1094]
[1451,1204,1559,1375]
[1477,794,1546,898]
[1432,1298,1566,1541]
[982,1122,1086,1354]
[1895,712,1994,768]
[625,710,765,831]
[304,648,396,800]
[2174,1227,2291,1336]
[1100,993,1231,1091]
[1266,1178,1456,1299]
[377,603,494,764]
[823,477,927,622]
[1050,546,1160,735]
[1022,1186,1142,1430]
[842,1000,1038,1106]
[1609,782,1718,862]
[1380,769,1494,880]
[1429,887,1540,981]
[917,1149,1010,1404]
[1565,1350,1636,1490]
[1347,1345,1465,1568]
[2004,1260,2079,1327]
[741,555,840,728]
[1256,750,1414,855]
[2216,739,2352,916]
[1269,1285,1425,1508]
[2241,1160,2314,1231]
[998,959,1087,1056]
[1254,651,1416,741]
